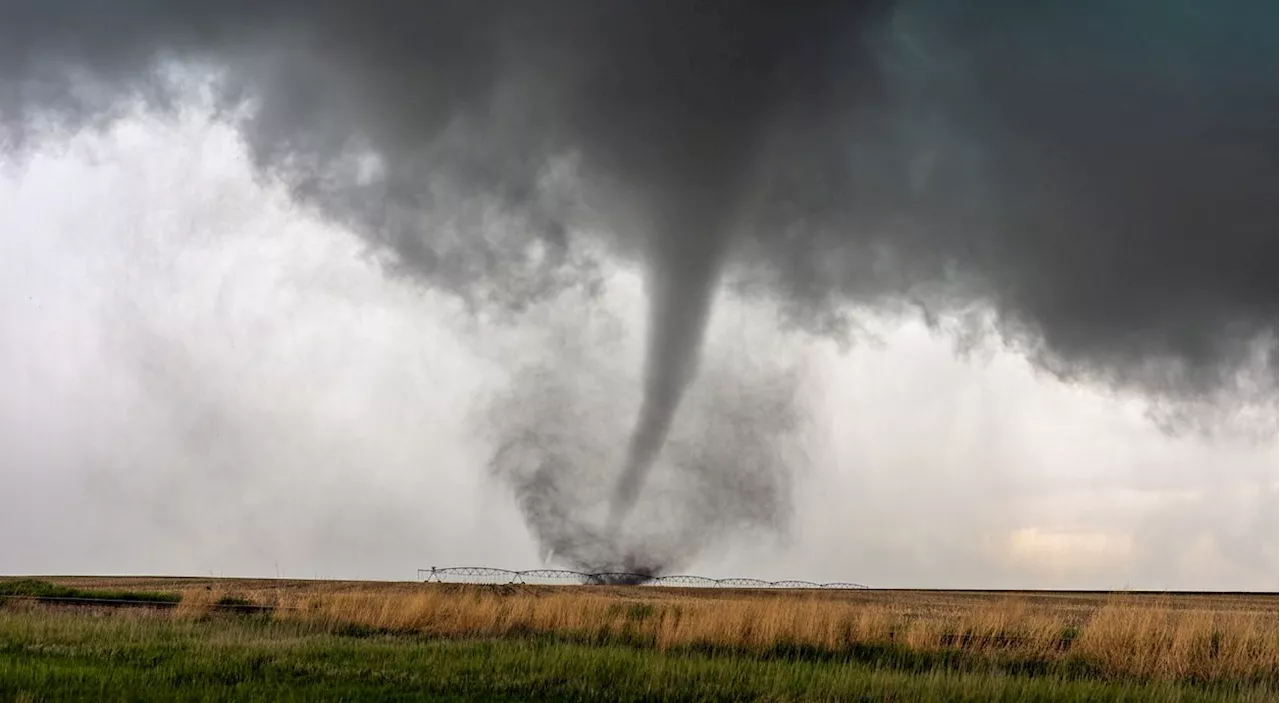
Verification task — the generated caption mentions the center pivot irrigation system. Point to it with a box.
[419,566,869,590]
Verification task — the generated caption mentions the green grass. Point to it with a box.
[1,609,1273,702]
[0,580,179,605]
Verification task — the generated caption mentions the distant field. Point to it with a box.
[1,576,1276,702]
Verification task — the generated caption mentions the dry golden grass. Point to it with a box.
[39,577,1279,684]
[173,586,224,618]
[253,585,1277,683]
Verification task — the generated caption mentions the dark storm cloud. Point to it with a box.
[734,1,1277,408]
[1,0,1273,570]
[2,1,1272,385]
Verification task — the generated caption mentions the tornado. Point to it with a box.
[562,4,867,531]
[609,196,733,528]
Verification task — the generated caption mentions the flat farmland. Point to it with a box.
[1,576,1276,701]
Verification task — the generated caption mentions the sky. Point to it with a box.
[1,102,1274,591]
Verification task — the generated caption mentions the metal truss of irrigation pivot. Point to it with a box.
[417,566,868,590]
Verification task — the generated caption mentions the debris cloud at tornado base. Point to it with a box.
[481,289,810,574]
[0,0,1274,572]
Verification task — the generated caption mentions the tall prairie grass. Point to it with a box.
[24,577,1277,685]
[5,607,1272,703]
[196,585,1278,684]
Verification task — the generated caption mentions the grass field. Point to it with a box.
[1,576,1276,701]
